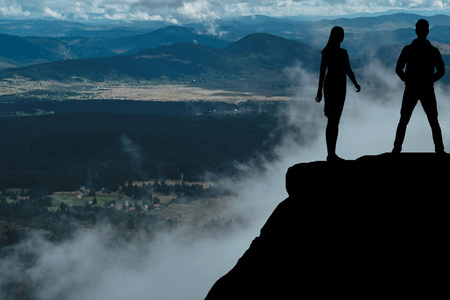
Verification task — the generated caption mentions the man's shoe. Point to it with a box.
[391,148,401,154]
[327,155,345,162]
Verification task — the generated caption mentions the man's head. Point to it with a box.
[416,19,429,39]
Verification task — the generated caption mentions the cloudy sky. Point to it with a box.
[1,0,450,23]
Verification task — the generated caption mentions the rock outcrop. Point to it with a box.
[205,153,450,299]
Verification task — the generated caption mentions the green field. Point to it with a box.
[49,189,176,208]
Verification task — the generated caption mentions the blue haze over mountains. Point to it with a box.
[1,13,450,86]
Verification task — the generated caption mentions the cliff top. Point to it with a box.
[206,153,450,299]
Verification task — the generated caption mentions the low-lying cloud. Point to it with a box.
[2,60,450,300]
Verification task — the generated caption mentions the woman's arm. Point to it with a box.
[347,69,361,92]
[345,52,361,92]
[315,57,326,102]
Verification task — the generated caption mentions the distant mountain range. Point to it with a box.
[0,19,166,38]
[0,26,230,68]
[1,12,450,88]
[0,33,321,91]
[2,13,450,68]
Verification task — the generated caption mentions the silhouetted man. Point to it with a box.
[392,19,445,154]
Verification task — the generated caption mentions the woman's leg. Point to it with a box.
[326,115,341,160]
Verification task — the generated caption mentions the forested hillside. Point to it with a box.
[0,101,285,192]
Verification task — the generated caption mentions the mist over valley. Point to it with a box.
[2,12,450,299]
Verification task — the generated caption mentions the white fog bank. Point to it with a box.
[2,62,450,300]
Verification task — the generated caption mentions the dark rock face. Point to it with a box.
[205,153,450,299]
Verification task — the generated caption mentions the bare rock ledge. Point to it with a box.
[205,153,450,299]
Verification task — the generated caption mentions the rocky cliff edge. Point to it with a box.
[205,153,450,299]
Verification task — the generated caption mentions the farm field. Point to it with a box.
[4,184,229,226]
[159,197,232,224]
[0,78,296,102]
[46,182,227,224]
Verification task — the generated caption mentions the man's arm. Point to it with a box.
[396,48,407,82]
[433,49,445,82]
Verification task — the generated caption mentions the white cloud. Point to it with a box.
[0,0,30,17]
[177,0,219,21]
[435,1,445,8]
[1,0,450,22]
[43,7,64,19]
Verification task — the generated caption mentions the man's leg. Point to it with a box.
[393,89,418,153]
[420,89,445,153]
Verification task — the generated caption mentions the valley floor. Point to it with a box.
[0,78,297,102]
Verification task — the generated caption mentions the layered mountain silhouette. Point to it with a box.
[0,26,229,68]
[106,26,230,55]
[2,13,450,70]
[0,33,321,86]
[3,13,450,88]
[205,153,449,299]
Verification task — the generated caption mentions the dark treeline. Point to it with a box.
[0,100,285,192]
[0,98,277,116]
[121,180,226,206]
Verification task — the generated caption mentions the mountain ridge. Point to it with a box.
[108,26,230,55]
[3,13,450,69]
[0,33,321,88]
[0,25,231,68]
[3,13,450,92]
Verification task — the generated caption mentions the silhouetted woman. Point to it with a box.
[315,26,360,162]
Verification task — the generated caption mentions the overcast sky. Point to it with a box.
[1,0,450,23]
